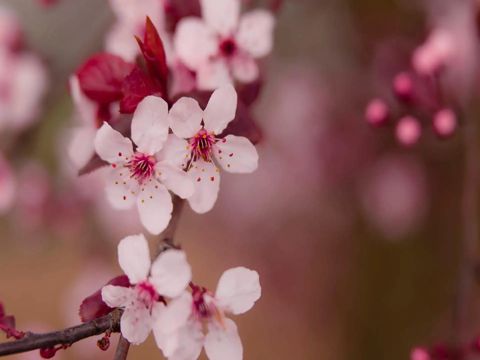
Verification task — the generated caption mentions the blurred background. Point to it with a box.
[0,0,477,359]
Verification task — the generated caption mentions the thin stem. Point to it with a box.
[454,117,480,345]
[0,309,122,357]
[113,335,130,360]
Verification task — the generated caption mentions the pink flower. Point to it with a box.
[94,96,194,234]
[174,0,275,89]
[101,234,192,345]
[153,267,261,360]
[167,85,258,213]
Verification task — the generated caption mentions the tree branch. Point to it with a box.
[0,309,122,357]
[113,335,130,360]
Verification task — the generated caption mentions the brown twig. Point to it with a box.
[113,335,130,360]
[0,309,122,356]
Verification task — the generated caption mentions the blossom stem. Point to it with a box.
[113,335,130,360]
[0,309,122,356]
[155,195,185,256]
[454,116,480,345]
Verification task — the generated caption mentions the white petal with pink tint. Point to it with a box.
[166,321,204,360]
[136,181,173,235]
[196,59,232,91]
[215,267,261,315]
[154,292,192,336]
[69,76,96,125]
[95,123,134,164]
[121,304,152,345]
[200,0,239,36]
[174,18,217,70]
[68,126,96,170]
[131,96,169,155]
[231,54,259,83]
[150,250,191,298]
[158,135,191,169]
[105,22,140,62]
[118,234,151,284]
[214,135,258,174]
[204,319,242,360]
[156,163,194,199]
[203,85,237,135]
[105,168,138,209]
[101,285,135,308]
[237,10,275,58]
[168,97,203,139]
[187,159,220,214]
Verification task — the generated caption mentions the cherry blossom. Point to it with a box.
[174,0,275,89]
[153,267,261,360]
[94,95,194,234]
[167,85,258,213]
[101,234,191,345]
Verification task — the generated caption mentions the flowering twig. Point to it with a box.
[113,335,130,360]
[0,309,122,357]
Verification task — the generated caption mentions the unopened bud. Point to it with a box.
[396,116,421,146]
[432,108,457,138]
[365,98,389,126]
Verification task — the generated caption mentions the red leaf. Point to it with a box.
[136,17,168,94]
[79,275,130,323]
[77,53,135,105]
[120,66,164,114]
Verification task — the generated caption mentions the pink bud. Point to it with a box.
[39,347,57,359]
[365,98,389,126]
[393,72,414,100]
[412,29,454,76]
[410,347,430,360]
[396,116,421,146]
[433,108,457,138]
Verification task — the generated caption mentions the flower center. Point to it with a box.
[126,152,156,184]
[219,38,237,58]
[136,281,159,308]
[189,129,216,163]
[192,287,215,320]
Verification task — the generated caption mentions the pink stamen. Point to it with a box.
[136,281,159,308]
[126,153,156,184]
[189,129,216,163]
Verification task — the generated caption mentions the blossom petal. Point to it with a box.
[68,126,96,170]
[200,0,239,36]
[164,321,204,360]
[174,18,217,70]
[237,10,275,58]
[118,234,151,284]
[215,267,261,315]
[204,319,242,360]
[187,159,220,214]
[213,135,258,173]
[105,168,138,210]
[94,122,134,164]
[150,250,191,298]
[196,59,232,91]
[157,134,191,169]
[69,75,96,124]
[101,285,135,308]
[168,97,203,139]
[136,181,173,235]
[203,85,237,134]
[131,96,169,154]
[156,163,194,199]
[121,303,152,345]
[231,54,259,83]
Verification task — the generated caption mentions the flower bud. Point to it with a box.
[432,108,457,138]
[393,72,414,101]
[410,347,430,360]
[40,347,57,359]
[396,116,421,146]
[365,98,389,126]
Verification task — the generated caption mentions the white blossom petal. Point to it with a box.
[101,285,135,308]
[157,134,191,169]
[68,126,96,170]
[203,85,237,135]
[168,321,204,360]
[69,75,96,124]
[200,0,240,36]
[156,163,194,199]
[237,10,275,58]
[215,267,261,315]
[204,319,242,360]
[118,234,151,284]
[131,96,169,155]
[168,97,203,139]
[94,123,134,164]
[231,54,259,83]
[150,250,191,298]
[213,135,258,174]
[187,159,220,214]
[105,168,139,210]
[174,18,217,70]
[196,59,232,91]
[121,303,152,345]
[136,181,173,235]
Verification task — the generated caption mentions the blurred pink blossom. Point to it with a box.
[0,152,15,215]
[365,98,389,126]
[396,116,421,146]
[432,108,457,138]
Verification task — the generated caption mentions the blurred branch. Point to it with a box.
[0,309,122,357]
[454,116,480,344]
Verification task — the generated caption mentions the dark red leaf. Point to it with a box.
[79,275,130,323]
[135,17,169,94]
[120,66,164,114]
[77,53,135,105]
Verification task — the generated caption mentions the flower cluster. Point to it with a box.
[102,234,261,359]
